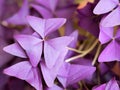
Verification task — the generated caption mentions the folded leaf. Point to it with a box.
[106,78,120,90]
[3,43,27,58]
[93,78,120,90]
[98,40,120,62]
[99,26,114,44]
[27,16,66,38]
[44,36,73,68]
[4,61,42,90]
[46,36,74,50]
[15,35,43,67]
[58,63,96,88]
[35,0,58,12]
[40,62,57,87]
[31,4,53,19]
[44,41,60,68]
[41,48,68,87]
[44,18,66,36]
[101,7,120,27]
[4,0,29,25]
[93,0,118,14]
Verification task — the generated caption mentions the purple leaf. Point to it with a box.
[99,26,114,44]
[106,78,120,90]
[40,48,68,87]
[46,36,74,51]
[101,7,120,27]
[40,62,58,87]
[44,42,60,69]
[4,0,29,25]
[31,4,53,19]
[0,39,13,67]
[4,61,43,90]
[93,0,118,14]
[67,64,96,85]
[93,78,120,90]
[27,16,45,38]
[98,40,120,62]
[49,0,58,12]
[3,43,27,58]
[93,84,106,90]
[27,16,66,38]
[58,62,96,87]
[44,36,73,68]
[15,35,43,67]
[35,0,58,12]
[44,18,66,36]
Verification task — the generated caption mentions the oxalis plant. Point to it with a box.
[0,0,120,90]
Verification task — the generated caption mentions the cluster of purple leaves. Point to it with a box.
[93,0,120,89]
[0,0,120,90]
